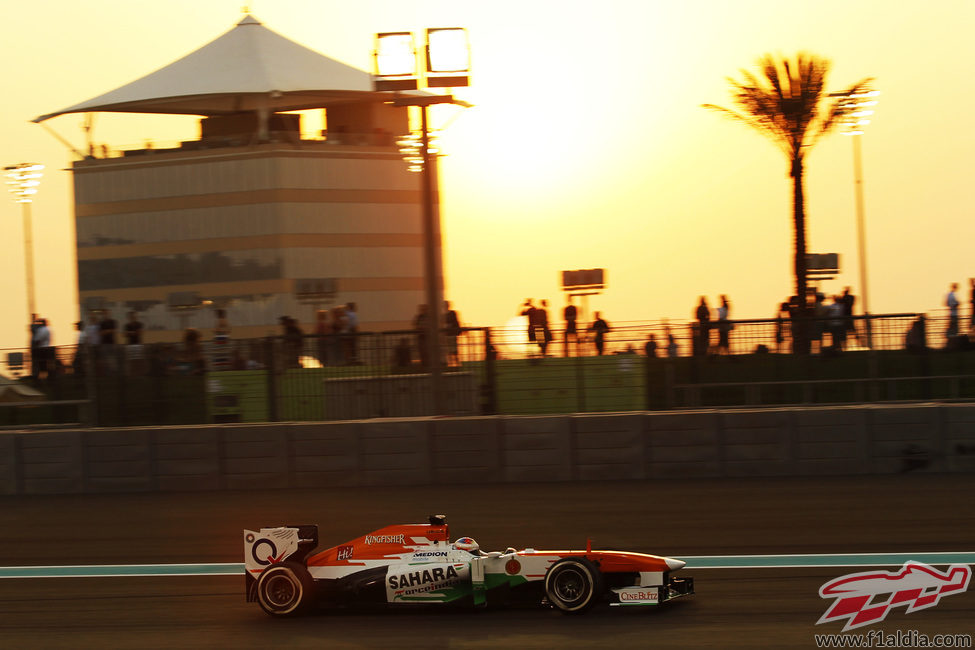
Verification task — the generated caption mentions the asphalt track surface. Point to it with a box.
[1,474,973,648]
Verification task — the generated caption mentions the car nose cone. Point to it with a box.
[665,557,686,571]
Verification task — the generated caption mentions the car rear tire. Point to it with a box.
[256,562,315,617]
[544,558,603,614]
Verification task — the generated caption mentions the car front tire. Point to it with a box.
[544,558,603,614]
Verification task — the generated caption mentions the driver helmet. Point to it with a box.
[453,536,480,553]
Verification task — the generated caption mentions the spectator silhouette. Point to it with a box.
[905,315,928,353]
[969,278,975,328]
[947,282,960,340]
[826,295,846,352]
[330,305,347,365]
[563,300,578,357]
[694,297,711,356]
[176,328,206,375]
[124,311,144,345]
[811,292,827,353]
[392,337,412,370]
[344,302,359,364]
[840,287,861,347]
[667,332,678,358]
[31,317,53,379]
[775,302,790,353]
[589,311,610,356]
[280,316,304,369]
[716,295,732,355]
[212,309,231,371]
[519,299,539,355]
[444,300,462,367]
[538,299,553,356]
[644,333,658,357]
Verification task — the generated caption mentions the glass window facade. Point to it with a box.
[79,249,283,291]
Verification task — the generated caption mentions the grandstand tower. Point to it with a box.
[35,15,438,341]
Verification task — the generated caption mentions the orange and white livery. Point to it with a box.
[244,515,694,616]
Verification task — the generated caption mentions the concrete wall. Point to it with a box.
[2,403,974,495]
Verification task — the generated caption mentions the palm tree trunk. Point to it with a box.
[792,155,810,353]
[791,156,807,301]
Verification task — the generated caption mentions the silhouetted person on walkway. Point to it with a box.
[774,302,789,353]
[344,302,359,364]
[644,333,658,357]
[970,278,975,328]
[330,306,347,365]
[31,317,52,379]
[716,295,732,355]
[97,311,118,372]
[563,300,578,357]
[99,311,118,345]
[124,311,144,345]
[667,332,678,358]
[392,337,412,370]
[947,282,960,340]
[906,315,928,353]
[280,316,304,369]
[444,300,462,367]
[520,300,538,354]
[840,287,860,346]
[810,292,828,353]
[826,295,846,351]
[787,294,811,354]
[176,328,206,375]
[695,297,711,356]
[538,299,553,356]
[589,312,610,355]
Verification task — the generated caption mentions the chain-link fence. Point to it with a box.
[447,312,975,414]
[3,313,974,426]
[1,328,494,427]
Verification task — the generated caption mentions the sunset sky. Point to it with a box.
[1,0,972,350]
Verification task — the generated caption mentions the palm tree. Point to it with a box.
[703,53,872,315]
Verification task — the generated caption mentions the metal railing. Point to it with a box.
[2,328,494,427]
[3,313,973,427]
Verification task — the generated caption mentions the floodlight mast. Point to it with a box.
[373,29,471,415]
[5,163,44,321]
[830,89,880,348]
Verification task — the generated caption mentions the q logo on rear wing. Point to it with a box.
[817,561,971,632]
[243,528,300,574]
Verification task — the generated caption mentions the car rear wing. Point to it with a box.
[244,525,319,601]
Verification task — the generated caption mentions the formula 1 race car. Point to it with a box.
[244,515,693,616]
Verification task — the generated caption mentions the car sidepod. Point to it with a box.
[385,560,472,603]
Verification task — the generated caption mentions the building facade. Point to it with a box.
[32,14,447,342]
[74,110,433,341]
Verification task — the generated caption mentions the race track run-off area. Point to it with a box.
[1,475,973,648]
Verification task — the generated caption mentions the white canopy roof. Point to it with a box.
[34,15,381,123]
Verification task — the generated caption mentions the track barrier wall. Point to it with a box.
[2,403,974,495]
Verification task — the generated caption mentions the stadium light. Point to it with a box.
[830,89,880,348]
[425,28,470,87]
[373,29,471,415]
[374,32,419,91]
[5,163,44,320]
